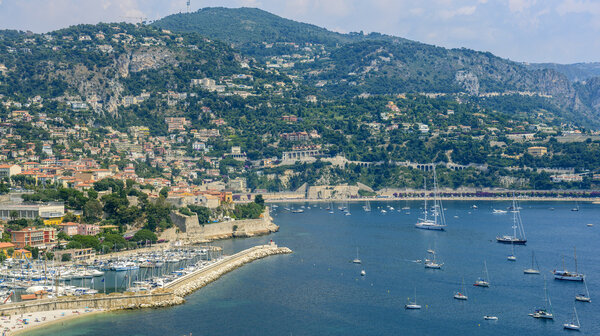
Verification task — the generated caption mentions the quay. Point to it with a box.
[3,243,291,335]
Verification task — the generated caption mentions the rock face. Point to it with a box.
[455,70,479,95]
[169,207,279,243]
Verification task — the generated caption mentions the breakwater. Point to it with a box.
[166,243,292,297]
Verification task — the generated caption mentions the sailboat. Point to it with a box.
[507,241,517,261]
[473,261,490,287]
[524,251,541,274]
[575,277,591,302]
[363,200,371,212]
[454,278,468,300]
[415,167,447,231]
[496,196,527,244]
[571,202,580,212]
[352,248,361,264]
[529,276,553,319]
[328,201,334,214]
[563,306,581,330]
[424,250,443,269]
[554,247,585,281]
[405,288,422,309]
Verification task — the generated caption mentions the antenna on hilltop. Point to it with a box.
[187,0,191,13]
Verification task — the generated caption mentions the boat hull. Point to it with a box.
[496,237,527,245]
[415,223,446,231]
[553,271,584,281]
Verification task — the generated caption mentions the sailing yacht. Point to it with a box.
[563,306,581,330]
[524,251,541,274]
[415,167,447,231]
[454,278,468,300]
[554,247,585,281]
[405,288,422,309]
[424,250,443,269]
[529,276,553,319]
[352,248,362,264]
[473,261,490,287]
[363,200,371,212]
[575,278,591,302]
[496,197,527,245]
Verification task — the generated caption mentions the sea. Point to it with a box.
[30,200,600,335]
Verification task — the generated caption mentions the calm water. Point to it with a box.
[31,201,600,335]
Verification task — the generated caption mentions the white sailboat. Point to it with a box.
[529,276,553,319]
[352,248,361,264]
[563,306,581,330]
[524,251,541,274]
[575,277,591,302]
[405,288,422,309]
[424,250,443,269]
[507,241,517,261]
[554,247,584,281]
[454,278,468,300]
[363,200,371,212]
[415,167,447,231]
[473,261,490,287]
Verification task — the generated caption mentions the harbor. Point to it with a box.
[0,242,292,335]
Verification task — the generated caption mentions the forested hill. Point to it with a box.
[152,7,599,126]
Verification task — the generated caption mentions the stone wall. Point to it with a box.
[0,290,183,316]
[169,207,278,243]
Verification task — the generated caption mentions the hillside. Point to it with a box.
[153,7,598,126]
[527,62,600,82]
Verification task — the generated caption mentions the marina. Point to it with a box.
[26,200,600,336]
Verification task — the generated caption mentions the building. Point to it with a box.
[551,174,583,183]
[528,146,548,156]
[11,227,57,249]
[0,203,64,220]
[0,164,21,178]
[0,242,15,256]
[57,222,78,236]
[54,248,96,262]
[165,117,190,132]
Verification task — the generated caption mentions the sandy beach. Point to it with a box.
[4,309,105,336]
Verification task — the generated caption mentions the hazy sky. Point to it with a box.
[0,0,598,64]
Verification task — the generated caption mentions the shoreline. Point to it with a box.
[265,196,600,203]
[8,309,106,336]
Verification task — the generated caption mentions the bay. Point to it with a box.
[31,201,600,335]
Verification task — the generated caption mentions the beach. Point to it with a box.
[4,309,105,336]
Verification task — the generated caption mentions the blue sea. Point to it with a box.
[30,201,600,335]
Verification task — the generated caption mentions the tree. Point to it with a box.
[254,194,265,206]
[188,205,211,224]
[62,212,78,223]
[6,248,14,257]
[61,253,72,262]
[132,229,158,243]
[83,199,103,222]
[9,210,18,221]
[24,246,39,259]
[159,187,169,198]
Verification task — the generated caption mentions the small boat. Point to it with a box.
[563,306,581,330]
[360,270,366,276]
[586,223,594,227]
[524,251,540,274]
[484,315,498,320]
[352,248,361,264]
[405,288,422,309]
[554,248,584,281]
[454,278,468,300]
[507,242,516,261]
[572,203,580,211]
[363,201,371,212]
[492,209,507,214]
[530,276,553,320]
[474,261,490,287]
[424,250,443,269]
[575,278,591,302]
[472,205,478,209]
[291,209,304,213]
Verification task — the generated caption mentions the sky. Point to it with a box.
[0,0,598,64]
